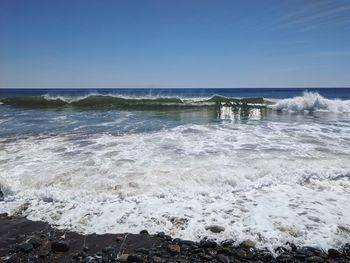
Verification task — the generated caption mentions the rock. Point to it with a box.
[135,248,149,254]
[275,246,288,254]
[221,239,235,247]
[38,249,50,257]
[116,235,124,242]
[328,248,340,258]
[276,254,295,262]
[51,241,69,252]
[179,239,195,246]
[191,248,204,254]
[200,240,217,249]
[216,254,230,263]
[306,256,325,262]
[299,246,325,257]
[139,229,149,235]
[240,239,256,248]
[164,235,172,241]
[205,225,225,233]
[234,248,248,259]
[157,232,165,238]
[286,242,297,252]
[16,242,33,253]
[167,244,181,254]
[294,253,307,260]
[118,254,129,262]
[0,213,8,219]
[28,236,42,248]
[127,254,143,262]
[341,243,350,257]
[153,256,162,263]
[199,253,213,260]
[0,188,3,201]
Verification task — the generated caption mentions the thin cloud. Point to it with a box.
[271,1,350,31]
[310,50,350,57]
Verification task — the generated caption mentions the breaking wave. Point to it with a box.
[269,92,350,113]
[0,95,266,110]
[1,92,349,114]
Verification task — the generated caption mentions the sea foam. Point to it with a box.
[1,119,350,250]
[270,92,350,113]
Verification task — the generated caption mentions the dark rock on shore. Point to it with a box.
[51,240,70,252]
[205,225,225,233]
[0,188,4,201]
[1,214,350,262]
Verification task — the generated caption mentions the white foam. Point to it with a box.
[0,120,350,250]
[269,92,350,113]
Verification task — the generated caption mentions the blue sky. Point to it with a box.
[1,0,350,88]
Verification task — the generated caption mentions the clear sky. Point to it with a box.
[1,0,350,88]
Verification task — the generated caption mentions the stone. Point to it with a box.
[199,253,213,260]
[306,256,325,262]
[200,240,217,249]
[205,225,225,233]
[234,248,248,259]
[221,239,235,247]
[127,254,143,262]
[135,248,149,254]
[240,239,256,248]
[51,241,69,252]
[328,248,340,258]
[38,249,50,257]
[28,236,42,248]
[153,256,162,263]
[299,246,325,257]
[0,213,8,219]
[157,232,165,238]
[0,188,3,201]
[276,254,294,262]
[216,254,230,263]
[179,239,195,246]
[16,242,33,253]
[139,229,149,235]
[118,254,129,262]
[116,235,124,242]
[167,244,181,254]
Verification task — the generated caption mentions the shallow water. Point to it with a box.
[0,88,350,250]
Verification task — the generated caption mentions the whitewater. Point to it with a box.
[0,89,350,251]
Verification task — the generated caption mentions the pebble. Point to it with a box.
[118,254,129,262]
[216,254,230,263]
[16,242,33,253]
[37,249,50,257]
[167,244,181,254]
[240,239,256,248]
[205,224,225,233]
[306,256,325,262]
[127,254,143,262]
[51,241,69,252]
[139,229,149,235]
[328,248,340,258]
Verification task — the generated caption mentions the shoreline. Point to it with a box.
[0,214,349,262]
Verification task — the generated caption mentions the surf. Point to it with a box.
[0,94,267,110]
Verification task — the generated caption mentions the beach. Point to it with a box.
[1,213,349,262]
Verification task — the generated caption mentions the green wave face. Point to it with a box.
[0,95,268,110]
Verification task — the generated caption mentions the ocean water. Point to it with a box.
[0,88,350,250]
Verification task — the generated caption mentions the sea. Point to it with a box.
[0,88,349,250]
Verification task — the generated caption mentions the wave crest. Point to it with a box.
[269,92,350,113]
[0,95,266,110]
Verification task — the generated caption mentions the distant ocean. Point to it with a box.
[0,88,349,250]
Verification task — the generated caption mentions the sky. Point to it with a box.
[1,0,350,88]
